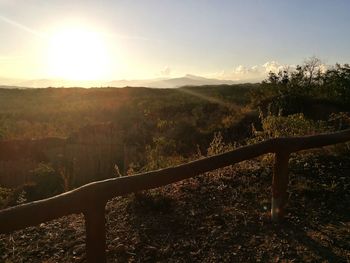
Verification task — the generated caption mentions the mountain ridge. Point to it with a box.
[0,74,239,89]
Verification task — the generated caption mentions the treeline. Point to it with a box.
[249,58,350,141]
[252,57,350,117]
[0,84,255,141]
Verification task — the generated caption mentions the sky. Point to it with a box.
[0,0,350,83]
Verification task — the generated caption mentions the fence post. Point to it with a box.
[84,201,107,263]
[271,151,290,222]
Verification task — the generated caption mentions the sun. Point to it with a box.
[47,27,111,80]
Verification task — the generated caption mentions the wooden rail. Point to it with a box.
[1,129,350,262]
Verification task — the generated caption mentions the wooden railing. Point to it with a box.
[1,129,350,262]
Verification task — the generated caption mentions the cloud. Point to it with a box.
[228,64,265,81]
[251,65,259,72]
[262,61,284,73]
[319,64,328,73]
[207,60,330,83]
[233,65,247,74]
[160,66,171,76]
[212,61,292,82]
[233,65,260,75]
[230,60,328,82]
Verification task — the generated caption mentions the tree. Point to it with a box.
[303,56,323,87]
[252,57,333,114]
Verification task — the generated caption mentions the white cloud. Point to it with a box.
[230,65,261,79]
[232,64,265,80]
[211,61,292,82]
[233,65,245,74]
[251,65,259,72]
[207,60,331,83]
[319,64,328,73]
[160,66,171,76]
[262,61,284,73]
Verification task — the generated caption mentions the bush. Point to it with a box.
[0,187,14,208]
[207,132,235,156]
[144,137,186,170]
[26,163,64,201]
[328,112,350,130]
[251,110,329,142]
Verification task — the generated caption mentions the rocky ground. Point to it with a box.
[0,152,349,262]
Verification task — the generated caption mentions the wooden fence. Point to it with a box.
[1,129,350,262]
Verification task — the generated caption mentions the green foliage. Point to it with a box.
[0,187,13,208]
[25,163,64,201]
[247,111,326,164]
[251,58,350,117]
[144,136,186,170]
[322,63,350,105]
[328,112,350,130]
[249,109,350,157]
[0,187,28,208]
[207,132,235,156]
[253,111,328,140]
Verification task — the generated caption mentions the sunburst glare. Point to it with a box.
[47,26,112,80]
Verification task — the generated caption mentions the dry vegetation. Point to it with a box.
[1,60,350,262]
[1,152,349,262]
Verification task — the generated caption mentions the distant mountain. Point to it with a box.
[0,75,238,89]
[107,74,237,88]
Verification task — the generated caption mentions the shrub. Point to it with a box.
[328,112,350,130]
[251,110,329,142]
[26,163,64,201]
[144,137,186,170]
[248,111,330,163]
[207,132,235,156]
[0,187,14,208]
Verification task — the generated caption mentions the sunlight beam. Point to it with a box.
[0,15,43,37]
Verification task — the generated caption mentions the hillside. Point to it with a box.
[0,85,257,190]
[0,84,256,141]
[1,152,349,262]
[1,61,350,262]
